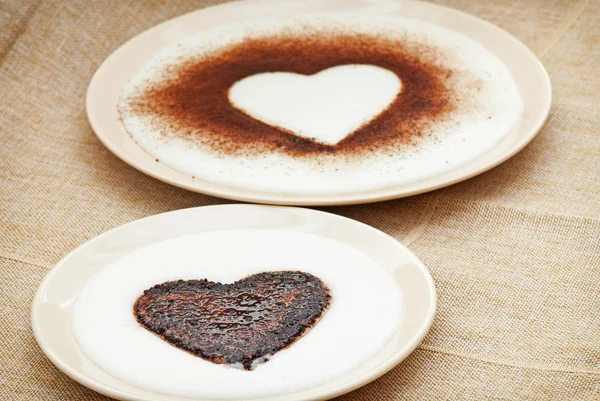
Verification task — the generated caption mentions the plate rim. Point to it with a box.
[86,0,551,206]
[31,204,437,401]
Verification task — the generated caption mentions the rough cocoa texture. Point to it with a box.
[134,271,331,370]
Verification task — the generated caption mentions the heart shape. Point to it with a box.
[134,271,331,370]
[228,65,402,146]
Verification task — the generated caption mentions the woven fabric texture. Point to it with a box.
[1,0,599,400]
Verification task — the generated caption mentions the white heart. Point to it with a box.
[228,65,402,146]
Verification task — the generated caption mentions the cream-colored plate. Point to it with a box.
[86,0,551,206]
[32,205,436,401]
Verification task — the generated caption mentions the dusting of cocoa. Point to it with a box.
[127,32,457,157]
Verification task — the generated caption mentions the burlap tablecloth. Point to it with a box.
[1,0,599,399]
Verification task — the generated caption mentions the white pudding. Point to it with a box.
[72,230,403,398]
[118,13,523,195]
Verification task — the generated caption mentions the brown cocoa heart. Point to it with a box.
[134,271,331,370]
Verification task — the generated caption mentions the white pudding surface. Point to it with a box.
[118,13,523,195]
[72,230,403,399]
[228,64,402,146]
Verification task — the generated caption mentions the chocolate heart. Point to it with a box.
[134,271,331,370]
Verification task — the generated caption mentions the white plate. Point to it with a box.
[32,205,436,401]
[87,0,550,207]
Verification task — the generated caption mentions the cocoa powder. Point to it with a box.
[128,32,456,157]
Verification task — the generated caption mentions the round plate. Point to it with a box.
[32,205,436,401]
[86,0,551,206]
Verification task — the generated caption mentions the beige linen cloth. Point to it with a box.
[1,0,599,399]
